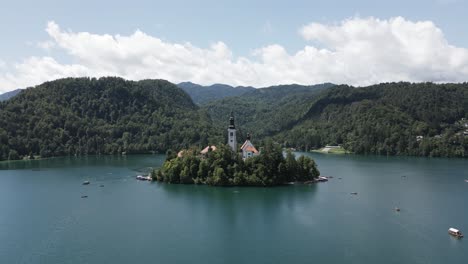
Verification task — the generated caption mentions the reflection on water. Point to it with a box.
[0,154,467,264]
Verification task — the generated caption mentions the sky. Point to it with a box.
[1,0,468,93]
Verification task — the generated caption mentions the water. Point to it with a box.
[0,153,467,264]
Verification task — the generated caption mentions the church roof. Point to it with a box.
[240,140,258,153]
[244,145,259,153]
[240,140,250,150]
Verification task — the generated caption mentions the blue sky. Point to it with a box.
[1,0,468,91]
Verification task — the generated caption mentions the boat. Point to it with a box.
[394,207,401,212]
[82,181,90,185]
[465,179,468,183]
[136,175,152,181]
[81,195,88,198]
[350,192,358,195]
[317,176,328,182]
[448,228,463,238]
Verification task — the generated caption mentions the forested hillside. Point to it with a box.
[178,82,255,104]
[0,77,221,160]
[276,83,468,157]
[1,78,467,161]
[203,83,335,141]
[204,82,468,158]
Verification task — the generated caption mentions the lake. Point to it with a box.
[0,153,467,264]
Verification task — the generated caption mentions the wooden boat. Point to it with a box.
[82,181,90,185]
[448,228,463,238]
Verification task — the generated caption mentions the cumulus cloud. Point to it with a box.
[1,17,468,93]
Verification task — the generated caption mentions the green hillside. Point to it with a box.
[202,83,334,141]
[0,77,221,160]
[178,82,255,104]
[204,82,468,158]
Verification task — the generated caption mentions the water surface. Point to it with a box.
[0,153,467,263]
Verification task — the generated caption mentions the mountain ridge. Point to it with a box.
[0,89,22,101]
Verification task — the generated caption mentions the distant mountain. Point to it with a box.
[0,89,22,101]
[205,81,468,157]
[0,77,220,160]
[203,83,335,139]
[178,82,255,104]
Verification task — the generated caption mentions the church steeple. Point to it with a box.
[229,111,235,129]
[227,112,237,152]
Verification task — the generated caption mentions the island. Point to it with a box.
[152,113,319,186]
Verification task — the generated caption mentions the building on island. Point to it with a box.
[227,112,237,152]
[226,112,259,159]
[240,133,259,159]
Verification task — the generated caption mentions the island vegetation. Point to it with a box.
[153,142,320,186]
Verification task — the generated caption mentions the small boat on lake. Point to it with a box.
[81,195,88,198]
[394,207,401,212]
[317,176,328,182]
[448,228,463,238]
[465,179,468,183]
[136,175,152,181]
[350,192,358,195]
[82,181,90,185]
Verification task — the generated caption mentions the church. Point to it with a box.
[227,112,259,159]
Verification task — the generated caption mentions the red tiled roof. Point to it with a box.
[244,146,258,153]
[240,140,252,150]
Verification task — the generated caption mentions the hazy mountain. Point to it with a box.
[178,82,255,104]
[0,89,22,101]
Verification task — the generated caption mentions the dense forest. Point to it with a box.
[1,77,468,161]
[203,83,334,140]
[204,82,468,158]
[154,142,319,186]
[0,77,222,161]
[177,82,255,105]
[276,83,468,157]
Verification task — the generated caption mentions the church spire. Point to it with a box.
[229,111,235,129]
[227,112,237,152]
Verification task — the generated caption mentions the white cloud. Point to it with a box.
[1,17,468,93]
[37,40,56,51]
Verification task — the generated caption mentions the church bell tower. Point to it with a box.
[228,112,237,152]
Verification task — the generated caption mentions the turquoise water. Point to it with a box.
[0,153,467,263]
